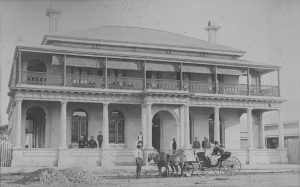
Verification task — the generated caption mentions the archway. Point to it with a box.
[27,60,47,72]
[152,110,177,152]
[208,114,224,145]
[27,60,47,85]
[152,113,161,151]
[25,106,46,148]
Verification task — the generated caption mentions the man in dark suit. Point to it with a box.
[78,136,86,148]
[87,136,97,148]
[97,131,103,149]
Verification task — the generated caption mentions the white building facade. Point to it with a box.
[6,14,287,167]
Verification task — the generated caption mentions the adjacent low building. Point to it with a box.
[6,9,287,167]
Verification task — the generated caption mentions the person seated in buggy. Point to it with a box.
[211,141,231,167]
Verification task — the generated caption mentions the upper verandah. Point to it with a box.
[41,25,246,57]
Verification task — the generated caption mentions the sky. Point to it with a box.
[1,0,300,125]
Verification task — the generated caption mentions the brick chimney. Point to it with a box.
[204,21,221,44]
[46,7,62,33]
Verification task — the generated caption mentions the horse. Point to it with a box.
[166,149,186,176]
[147,151,169,177]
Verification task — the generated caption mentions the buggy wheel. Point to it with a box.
[185,162,194,177]
[212,165,226,175]
[223,156,241,176]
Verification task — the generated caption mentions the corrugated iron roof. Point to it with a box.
[44,26,245,54]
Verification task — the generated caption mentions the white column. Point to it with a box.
[176,122,181,148]
[259,112,265,149]
[247,108,253,149]
[145,103,153,149]
[141,104,147,147]
[180,106,185,148]
[102,102,109,149]
[60,101,67,148]
[15,99,22,148]
[184,104,191,148]
[278,109,284,149]
[214,107,220,143]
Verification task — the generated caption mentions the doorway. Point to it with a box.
[25,106,46,148]
[152,113,160,151]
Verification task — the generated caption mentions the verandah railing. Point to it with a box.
[66,74,105,88]
[21,71,63,86]
[20,71,279,97]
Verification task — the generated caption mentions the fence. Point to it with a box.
[287,139,300,164]
[0,140,13,167]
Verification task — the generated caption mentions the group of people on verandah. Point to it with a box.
[73,131,103,149]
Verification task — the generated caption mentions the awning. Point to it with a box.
[146,62,179,72]
[66,56,104,68]
[217,67,247,76]
[51,55,64,65]
[107,59,142,70]
[182,64,212,74]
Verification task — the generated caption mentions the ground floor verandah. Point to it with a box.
[9,100,288,167]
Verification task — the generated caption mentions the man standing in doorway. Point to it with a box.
[78,136,86,148]
[97,131,103,149]
[170,138,177,154]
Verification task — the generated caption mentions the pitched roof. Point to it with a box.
[44,26,245,55]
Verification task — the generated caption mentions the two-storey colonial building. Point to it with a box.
[6,10,287,167]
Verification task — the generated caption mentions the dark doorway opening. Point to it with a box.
[152,113,160,151]
[25,106,46,148]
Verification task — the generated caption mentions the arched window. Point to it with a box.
[27,60,47,72]
[71,110,88,143]
[208,114,224,145]
[109,111,125,144]
[27,60,47,85]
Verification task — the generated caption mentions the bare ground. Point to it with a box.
[1,171,299,187]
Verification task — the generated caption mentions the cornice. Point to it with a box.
[9,87,285,108]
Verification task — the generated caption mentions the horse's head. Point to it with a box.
[148,152,159,163]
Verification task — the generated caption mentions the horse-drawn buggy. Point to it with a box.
[147,144,241,177]
[185,146,241,176]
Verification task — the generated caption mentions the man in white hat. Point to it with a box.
[135,141,143,179]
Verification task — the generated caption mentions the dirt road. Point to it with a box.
[1,171,299,187]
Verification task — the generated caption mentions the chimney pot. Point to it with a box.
[46,8,62,33]
[204,21,221,44]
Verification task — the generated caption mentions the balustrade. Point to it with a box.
[219,83,248,95]
[66,74,105,88]
[19,71,279,97]
[183,80,215,93]
[21,71,63,86]
[107,77,144,90]
[146,79,181,90]
[250,85,279,97]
